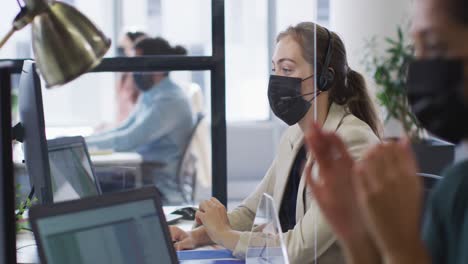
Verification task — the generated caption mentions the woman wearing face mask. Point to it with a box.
[86,37,195,205]
[115,31,147,123]
[95,31,147,131]
[303,0,468,263]
[170,22,381,263]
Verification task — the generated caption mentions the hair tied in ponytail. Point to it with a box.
[173,45,187,55]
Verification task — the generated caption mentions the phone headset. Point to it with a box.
[318,28,334,91]
[278,28,335,102]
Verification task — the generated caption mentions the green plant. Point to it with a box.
[15,184,36,233]
[363,26,424,140]
[11,92,17,114]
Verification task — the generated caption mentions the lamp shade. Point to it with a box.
[31,1,111,87]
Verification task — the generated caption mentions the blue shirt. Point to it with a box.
[86,78,195,203]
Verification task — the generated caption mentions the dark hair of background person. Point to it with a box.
[134,37,187,56]
[134,37,187,76]
[126,31,147,42]
[277,22,382,137]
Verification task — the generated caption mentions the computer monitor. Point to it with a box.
[0,61,18,264]
[18,60,53,204]
[47,136,101,202]
[30,187,178,264]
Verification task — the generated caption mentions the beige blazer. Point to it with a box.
[227,103,380,264]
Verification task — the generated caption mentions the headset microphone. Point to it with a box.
[280,91,322,101]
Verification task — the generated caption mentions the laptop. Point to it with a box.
[47,136,182,224]
[30,187,179,264]
[47,136,101,202]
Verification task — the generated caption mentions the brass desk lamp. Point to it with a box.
[0,2,110,263]
[0,0,111,87]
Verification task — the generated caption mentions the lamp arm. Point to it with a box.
[0,0,50,50]
[0,28,16,49]
[0,5,35,49]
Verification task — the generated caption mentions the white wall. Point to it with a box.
[277,0,317,30]
[330,0,412,137]
[330,0,412,75]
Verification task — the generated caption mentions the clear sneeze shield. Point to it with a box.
[248,23,323,264]
[246,193,289,264]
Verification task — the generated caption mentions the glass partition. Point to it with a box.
[12,70,212,206]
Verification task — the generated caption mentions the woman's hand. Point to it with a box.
[304,123,380,264]
[170,226,196,250]
[170,226,215,251]
[354,139,429,264]
[196,198,232,244]
[195,198,241,251]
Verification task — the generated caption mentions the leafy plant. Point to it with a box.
[362,26,424,140]
[11,91,18,124]
[11,92,17,114]
[15,184,36,233]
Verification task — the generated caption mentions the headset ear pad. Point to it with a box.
[319,68,335,91]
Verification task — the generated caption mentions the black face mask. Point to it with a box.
[407,58,468,143]
[133,73,154,92]
[268,75,320,126]
[116,47,126,57]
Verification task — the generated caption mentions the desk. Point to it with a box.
[14,150,145,191]
[16,206,217,264]
[90,152,143,166]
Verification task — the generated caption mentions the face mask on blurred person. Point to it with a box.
[407,58,468,143]
[133,73,154,92]
[267,75,320,126]
[116,47,126,57]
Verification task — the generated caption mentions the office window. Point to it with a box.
[0,0,327,124]
[40,71,210,128]
[120,0,212,57]
[119,0,213,117]
[225,0,270,121]
[317,0,330,27]
[41,71,211,205]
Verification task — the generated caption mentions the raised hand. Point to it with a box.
[305,123,380,263]
[354,139,429,264]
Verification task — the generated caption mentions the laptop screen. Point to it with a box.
[48,141,98,202]
[34,198,173,264]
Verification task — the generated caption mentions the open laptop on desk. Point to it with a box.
[47,136,100,202]
[29,187,242,264]
[47,136,181,224]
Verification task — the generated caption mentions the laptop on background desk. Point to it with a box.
[47,136,182,224]
[47,136,101,202]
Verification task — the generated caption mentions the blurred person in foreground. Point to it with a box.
[304,0,468,262]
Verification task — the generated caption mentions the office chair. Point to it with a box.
[176,112,205,204]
